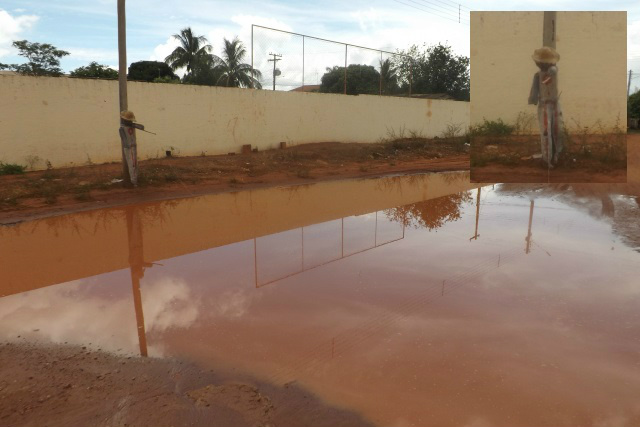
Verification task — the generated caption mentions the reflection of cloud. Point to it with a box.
[0,275,200,356]
[212,289,254,318]
[0,279,139,353]
[142,277,199,332]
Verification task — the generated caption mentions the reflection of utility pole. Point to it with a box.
[126,207,149,357]
[525,200,534,254]
[470,187,481,241]
[268,52,282,91]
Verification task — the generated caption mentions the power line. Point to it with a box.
[427,0,472,11]
[391,0,470,25]
[404,0,470,22]
[410,0,471,21]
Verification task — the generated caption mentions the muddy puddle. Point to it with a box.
[2,171,640,427]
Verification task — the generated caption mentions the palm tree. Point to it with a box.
[164,27,212,77]
[380,58,398,95]
[214,37,262,89]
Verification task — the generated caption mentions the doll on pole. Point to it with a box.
[528,46,565,168]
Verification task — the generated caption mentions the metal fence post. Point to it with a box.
[302,35,305,88]
[344,44,348,94]
[409,59,413,96]
[379,51,382,95]
[250,24,254,89]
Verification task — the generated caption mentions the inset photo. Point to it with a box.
[470,11,628,183]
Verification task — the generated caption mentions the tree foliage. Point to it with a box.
[393,42,469,101]
[0,40,69,76]
[385,192,472,231]
[70,61,118,79]
[164,27,212,78]
[629,89,640,119]
[319,64,381,95]
[213,37,261,89]
[128,61,178,82]
[182,53,223,86]
[379,58,399,95]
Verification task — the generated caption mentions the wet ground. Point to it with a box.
[2,170,640,427]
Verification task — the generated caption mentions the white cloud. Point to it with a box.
[0,9,39,57]
[629,19,640,58]
[149,35,180,63]
[65,47,118,63]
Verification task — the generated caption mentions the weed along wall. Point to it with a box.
[470,11,627,133]
[0,74,469,170]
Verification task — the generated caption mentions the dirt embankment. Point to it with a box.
[0,341,375,427]
[470,133,628,183]
[0,138,469,224]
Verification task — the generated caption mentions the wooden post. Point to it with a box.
[117,0,132,186]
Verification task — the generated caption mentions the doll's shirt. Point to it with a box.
[538,66,558,102]
[528,66,559,105]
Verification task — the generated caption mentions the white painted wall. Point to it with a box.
[0,75,470,169]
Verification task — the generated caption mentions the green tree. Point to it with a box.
[393,42,469,101]
[0,40,69,76]
[164,27,212,78]
[128,60,178,82]
[182,53,223,86]
[70,61,118,79]
[380,58,398,95]
[319,64,380,95]
[629,89,640,119]
[214,37,262,88]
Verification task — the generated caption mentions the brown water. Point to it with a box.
[2,171,640,427]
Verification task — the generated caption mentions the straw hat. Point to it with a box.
[120,110,136,122]
[532,46,560,64]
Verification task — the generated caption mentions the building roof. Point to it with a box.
[290,84,321,92]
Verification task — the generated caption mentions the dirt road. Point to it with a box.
[0,139,469,224]
[0,342,374,427]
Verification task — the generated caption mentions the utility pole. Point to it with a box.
[117,0,134,186]
[543,11,556,49]
[628,70,633,98]
[268,52,282,91]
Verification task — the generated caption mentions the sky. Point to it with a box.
[0,0,639,92]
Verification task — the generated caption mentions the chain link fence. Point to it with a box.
[251,25,413,96]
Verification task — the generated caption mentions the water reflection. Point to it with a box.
[2,170,640,427]
[0,172,475,358]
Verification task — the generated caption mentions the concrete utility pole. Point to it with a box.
[117,0,132,186]
[543,11,557,48]
[628,70,633,98]
[268,52,282,90]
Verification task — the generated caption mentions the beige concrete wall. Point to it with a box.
[470,11,627,133]
[0,74,470,169]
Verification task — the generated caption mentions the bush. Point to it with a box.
[469,118,515,136]
[0,162,26,175]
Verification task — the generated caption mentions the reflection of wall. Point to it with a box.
[0,172,478,295]
[0,74,469,169]
[470,11,627,132]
